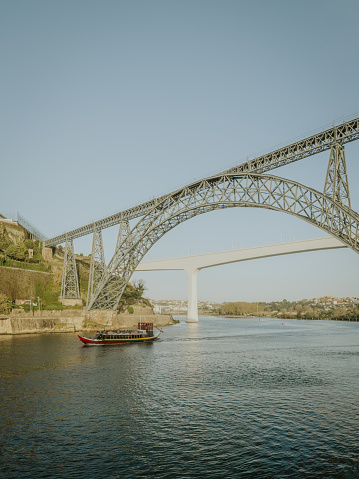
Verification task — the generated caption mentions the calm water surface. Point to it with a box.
[1,317,359,478]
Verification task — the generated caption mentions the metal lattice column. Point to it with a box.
[324,141,351,208]
[60,237,81,299]
[113,220,131,277]
[85,221,131,311]
[94,221,131,311]
[86,228,106,308]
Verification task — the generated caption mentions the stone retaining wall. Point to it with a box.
[0,310,175,335]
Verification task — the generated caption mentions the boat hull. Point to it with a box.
[78,335,159,346]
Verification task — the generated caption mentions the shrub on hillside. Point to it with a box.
[0,225,11,252]
[0,237,11,252]
[0,231,11,252]
[117,280,149,311]
[33,251,44,262]
[5,244,18,259]
[0,292,12,314]
[24,239,34,249]
[5,243,27,261]
[28,258,40,264]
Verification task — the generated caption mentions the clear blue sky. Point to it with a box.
[1,0,358,302]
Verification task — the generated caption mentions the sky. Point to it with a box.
[1,0,359,303]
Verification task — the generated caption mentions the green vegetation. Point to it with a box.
[118,280,152,312]
[0,257,51,272]
[0,267,53,303]
[220,298,359,321]
[0,226,11,252]
[0,225,46,265]
[261,298,359,321]
[220,302,265,316]
[0,222,150,313]
[0,292,12,314]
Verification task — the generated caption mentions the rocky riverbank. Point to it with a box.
[0,309,175,335]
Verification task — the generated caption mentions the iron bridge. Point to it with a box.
[44,117,359,311]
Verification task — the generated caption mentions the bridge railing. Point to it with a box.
[17,212,47,242]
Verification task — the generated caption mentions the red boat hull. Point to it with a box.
[78,334,159,346]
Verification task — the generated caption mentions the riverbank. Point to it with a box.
[179,313,359,322]
[0,309,175,335]
[219,315,359,321]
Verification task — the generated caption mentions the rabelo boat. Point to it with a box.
[78,321,162,346]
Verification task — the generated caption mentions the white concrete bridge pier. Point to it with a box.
[136,237,347,323]
[186,267,200,323]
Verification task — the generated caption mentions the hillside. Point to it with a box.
[0,221,151,313]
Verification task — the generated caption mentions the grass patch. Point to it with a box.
[0,257,51,273]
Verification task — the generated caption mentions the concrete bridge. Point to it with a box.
[136,237,347,322]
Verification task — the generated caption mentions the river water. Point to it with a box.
[1,317,359,478]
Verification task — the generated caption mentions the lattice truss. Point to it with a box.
[324,142,351,208]
[225,119,359,175]
[86,228,106,308]
[87,173,359,311]
[45,117,359,247]
[60,238,80,299]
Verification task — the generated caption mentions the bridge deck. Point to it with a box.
[136,237,347,272]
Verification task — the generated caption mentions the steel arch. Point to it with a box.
[87,173,359,310]
[45,116,359,247]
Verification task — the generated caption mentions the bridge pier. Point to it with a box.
[185,267,199,323]
[324,141,351,207]
[136,238,348,323]
[87,227,106,309]
[59,237,81,305]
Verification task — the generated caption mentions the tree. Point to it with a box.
[117,280,148,312]
[133,279,146,300]
[5,244,18,259]
[220,301,261,316]
[0,292,12,314]
[0,227,11,252]
[24,239,34,249]
[5,243,27,261]
[0,236,11,252]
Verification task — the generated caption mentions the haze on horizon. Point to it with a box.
[1,0,358,303]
